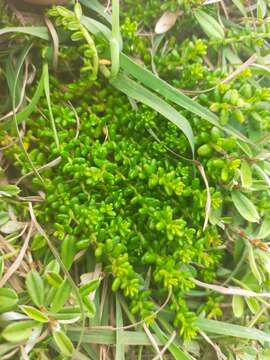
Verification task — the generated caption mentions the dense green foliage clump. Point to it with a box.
[4,46,270,339]
[2,0,270,358]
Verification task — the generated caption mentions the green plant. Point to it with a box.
[1,0,270,359]
[0,264,99,357]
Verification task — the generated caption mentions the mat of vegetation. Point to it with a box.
[1,0,270,359]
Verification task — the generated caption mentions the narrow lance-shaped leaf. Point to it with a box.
[194,10,225,39]
[43,62,59,149]
[245,297,260,314]
[80,0,112,22]
[0,185,20,197]
[26,270,44,307]
[120,53,251,144]
[1,69,45,130]
[110,0,120,78]
[61,235,76,270]
[79,279,100,297]
[232,295,244,318]
[0,27,50,40]
[257,0,267,19]
[257,219,270,239]
[115,295,124,360]
[50,278,71,313]
[53,329,75,357]
[44,259,60,274]
[232,0,247,17]
[248,245,262,284]
[240,161,252,188]
[54,306,81,323]
[253,163,270,188]
[0,288,18,313]
[151,321,193,360]
[231,191,260,223]
[20,305,49,323]
[46,271,63,288]
[83,296,96,318]
[110,73,195,155]
[1,321,40,343]
[195,318,270,342]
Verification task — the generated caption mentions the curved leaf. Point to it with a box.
[231,191,260,223]
[240,161,252,188]
[20,305,49,323]
[2,321,40,343]
[257,219,270,239]
[0,288,18,313]
[53,329,74,357]
[26,270,44,307]
[110,73,195,155]
[194,10,224,39]
[0,27,49,40]
[196,318,270,342]
[120,53,252,144]
[248,245,262,284]
[50,279,71,313]
[232,295,244,318]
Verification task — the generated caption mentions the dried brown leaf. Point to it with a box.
[155,11,181,34]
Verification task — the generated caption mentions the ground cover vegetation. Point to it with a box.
[1,0,270,359]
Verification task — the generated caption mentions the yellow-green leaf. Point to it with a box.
[194,10,224,39]
[0,185,20,197]
[50,279,71,313]
[245,297,260,314]
[248,245,262,285]
[53,330,74,357]
[26,270,44,307]
[83,296,96,318]
[240,161,252,188]
[231,191,260,223]
[0,288,18,313]
[257,219,270,239]
[46,271,63,288]
[20,305,49,323]
[257,0,267,19]
[79,279,100,297]
[2,321,40,343]
[232,295,244,318]
[61,235,76,271]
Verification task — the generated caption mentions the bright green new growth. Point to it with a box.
[1,0,270,359]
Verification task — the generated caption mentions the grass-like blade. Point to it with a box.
[1,67,45,130]
[120,53,252,144]
[110,0,120,78]
[80,0,112,22]
[151,321,194,360]
[9,45,44,184]
[0,27,50,40]
[43,62,60,149]
[196,318,270,342]
[68,327,162,346]
[110,73,194,155]
[116,295,125,360]
[81,16,112,41]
